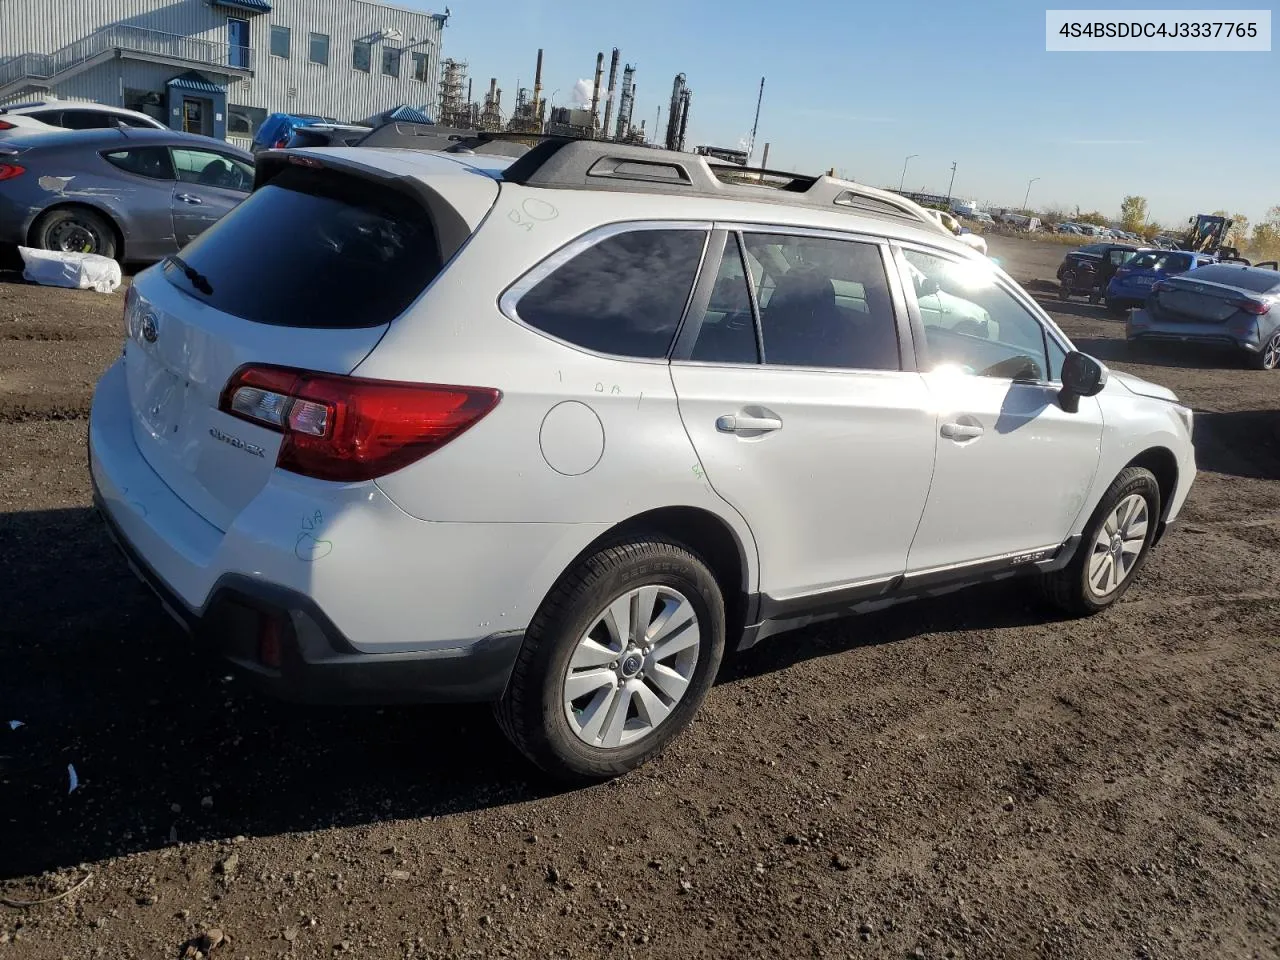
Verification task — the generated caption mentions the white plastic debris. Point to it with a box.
[18,246,122,294]
[7,720,22,730]
[67,763,79,794]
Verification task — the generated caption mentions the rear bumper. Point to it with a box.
[1126,310,1259,352]
[92,485,524,704]
[87,358,603,704]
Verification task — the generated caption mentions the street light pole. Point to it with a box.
[1023,177,1040,211]
[946,161,957,203]
[899,154,918,192]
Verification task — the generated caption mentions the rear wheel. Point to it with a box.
[32,207,118,260]
[1247,330,1280,370]
[494,537,725,782]
[1059,273,1074,300]
[1037,467,1161,616]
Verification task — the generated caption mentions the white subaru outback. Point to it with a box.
[89,140,1196,781]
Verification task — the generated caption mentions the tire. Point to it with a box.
[1088,291,1102,305]
[1059,277,1073,300]
[1037,466,1161,617]
[494,537,726,782]
[32,207,118,260]
[1246,330,1280,371]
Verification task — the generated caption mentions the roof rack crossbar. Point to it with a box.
[499,138,938,228]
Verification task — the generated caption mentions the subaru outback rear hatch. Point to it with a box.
[122,149,501,531]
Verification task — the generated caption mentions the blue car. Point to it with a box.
[250,112,337,154]
[1105,249,1216,316]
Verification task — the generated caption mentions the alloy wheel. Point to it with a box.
[562,586,700,749]
[1087,493,1149,597]
[1263,331,1280,370]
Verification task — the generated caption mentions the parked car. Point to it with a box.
[250,112,336,154]
[922,207,988,255]
[284,123,373,150]
[1057,243,1141,301]
[88,140,1196,780]
[0,127,253,262]
[0,98,166,136]
[1128,263,1280,369]
[1104,249,1216,316]
[968,211,995,225]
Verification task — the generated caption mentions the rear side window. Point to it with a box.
[743,233,900,371]
[162,167,441,328]
[103,147,175,180]
[515,229,705,358]
[61,109,116,130]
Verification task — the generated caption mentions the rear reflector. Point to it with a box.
[0,162,25,180]
[219,364,500,482]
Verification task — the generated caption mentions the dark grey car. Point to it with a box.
[0,127,253,263]
[1128,263,1280,370]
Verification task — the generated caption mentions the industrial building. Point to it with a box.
[0,0,447,147]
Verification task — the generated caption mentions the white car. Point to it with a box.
[89,142,1197,780]
[0,99,166,135]
[921,208,989,256]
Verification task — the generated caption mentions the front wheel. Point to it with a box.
[494,537,726,782]
[1037,467,1161,616]
[1246,330,1280,370]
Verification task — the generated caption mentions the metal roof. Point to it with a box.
[166,73,225,95]
[211,0,272,14]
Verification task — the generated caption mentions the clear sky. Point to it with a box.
[409,0,1277,226]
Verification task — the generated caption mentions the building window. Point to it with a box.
[228,18,250,69]
[382,47,401,78]
[352,40,371,73]
[227,104,267,137]
[309,32,329,66]
[270,25,290,59]
[411,51,429,82]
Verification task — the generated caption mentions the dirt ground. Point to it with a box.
[1,240,1278,960]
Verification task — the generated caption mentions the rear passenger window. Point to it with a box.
[516,229,705,358]
[741,233,900,370]
[60,110,114,130]
[103,147,176,181]
[690,235,758,364]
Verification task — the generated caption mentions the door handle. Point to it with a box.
[717,414,783,434]
[176,193,203,204]
[940,421,984,440]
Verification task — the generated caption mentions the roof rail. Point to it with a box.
[500,138,938,229]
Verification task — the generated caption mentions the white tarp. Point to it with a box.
[18,246,122,294]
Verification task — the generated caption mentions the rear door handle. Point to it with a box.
[717,414,783,434]
[176,193,203,204]
[940,421,984,441]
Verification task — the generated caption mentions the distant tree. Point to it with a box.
[1076,210,1109,227]
[1249,205,1280,259]
[1119,196,1149,233]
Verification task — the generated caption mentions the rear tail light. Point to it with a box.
[272,137,289,149]
[0,162,25,180]
[0,120,14,130]
[218,364,501,482]
[1236,299,1271,316]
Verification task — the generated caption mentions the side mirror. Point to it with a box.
[1059,351,1108,413]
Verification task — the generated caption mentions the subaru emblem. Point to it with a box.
[140,313,159,344]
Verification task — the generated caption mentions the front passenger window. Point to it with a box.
[903,249,1050,382]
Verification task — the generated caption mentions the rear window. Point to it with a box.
[1181,265,1280,294]
[162,166,441,328]
[514,228,706,358]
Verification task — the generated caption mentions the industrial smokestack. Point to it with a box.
[532,48,544,116]
[488,77,497,100]
[615,64,635,140]
[665,73,684,150]
[590,52,604,132]
[676,88,691,152]
[602,48,620,141]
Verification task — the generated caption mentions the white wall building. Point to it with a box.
[0,0,447,146]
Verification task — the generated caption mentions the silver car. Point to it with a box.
[0,127,253,263]
[1128,263,1280,370]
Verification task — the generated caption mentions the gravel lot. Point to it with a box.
[1,237,1278,960]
